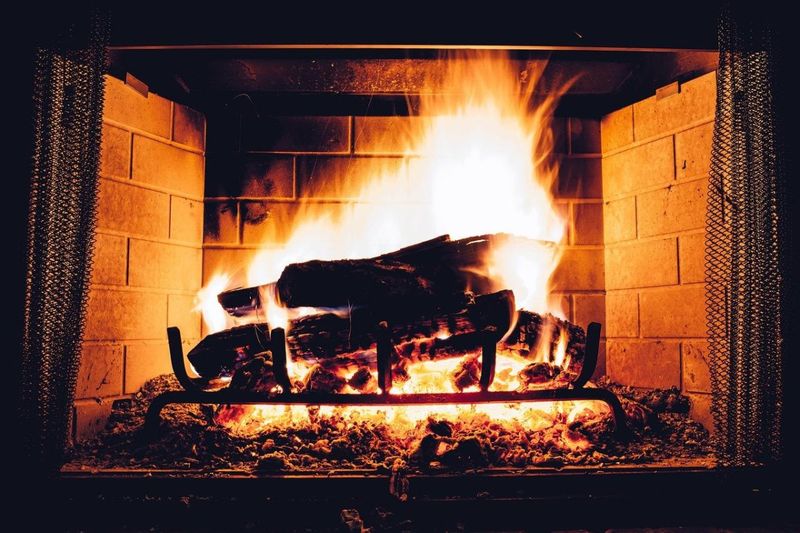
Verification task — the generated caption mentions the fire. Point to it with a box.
[197,53,592,435]
[195,273,231,333]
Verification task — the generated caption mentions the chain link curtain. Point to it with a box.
[21,11,108,471]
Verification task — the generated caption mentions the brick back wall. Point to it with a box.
[601,71,715,430]
[203,113,605,372]
[73,76,206,441]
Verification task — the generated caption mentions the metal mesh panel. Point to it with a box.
[20,12,109,471]
[706,8,785,467]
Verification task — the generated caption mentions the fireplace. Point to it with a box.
[17,6,796,531]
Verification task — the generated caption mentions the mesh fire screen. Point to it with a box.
[706,8,786,467]
[20,11,109,471]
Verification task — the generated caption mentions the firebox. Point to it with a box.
[18,6,795,531]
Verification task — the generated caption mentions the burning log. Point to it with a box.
[287,289,514,363]
[274,233,513,312]
[500,309,587,378]
[216,234,546,317]
[187,323,271,378]
[187,291,513,379]
[188,290,591,384]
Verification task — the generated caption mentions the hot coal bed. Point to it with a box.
[18,6,796,532]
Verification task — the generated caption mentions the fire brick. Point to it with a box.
[683,341,712,393]
[73,398,114,442]
[203,201,239,244]
[602,136,675,198]
[551,249,605,291]
[603,196,637,243]
[605,290,639,337]
[687,392,714,433]
[128,239,202,291]
[240,201,306,245]
[100,123,130,178]
[244,116,350,153]
[679,232,706,284]
[168,294,202,340]
[97,178,170,239]
[569,117,601,154]
[170,196,204,243]
[172,103,206,150]
[573,293,606,328]
[124,342,174,394]
[91,232,127,286]
[103,75,172,139]
[640,285,706,338]
[637,178,708,237]
[75,344,124,399]
[296,156,407,199]
[354,116,423,155]
[551,117,569,154]
[572,202,604,245]
[607,340,681,389]
[605,238,678,290]
[552,156,602,199]
[676,122,714,179]
[132,135,205,198]
[205,155,295,199]
[633,71,716,141]
[84,290,166,341]
[202,248,259,285]
[600,105,633,153]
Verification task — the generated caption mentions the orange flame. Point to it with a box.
[198,53,589,434]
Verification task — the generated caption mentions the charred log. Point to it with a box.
[287,290,515,363]
[217,234,551,317]
[501,310,587,378]
[187,323,271,378]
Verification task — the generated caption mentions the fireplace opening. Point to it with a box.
[63,48,720,475]
[20,6,795,530]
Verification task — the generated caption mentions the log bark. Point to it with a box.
[218,234,552,317]
[188,291,515,378]
[287,289,515,363]
[500,310,587,378]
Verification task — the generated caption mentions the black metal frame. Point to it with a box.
[145,322,627,437]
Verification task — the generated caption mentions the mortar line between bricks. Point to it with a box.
[96,228,203,250]
[124,237,130,285]
[89,284,200,296]
[607,281,704,292]
[604,229,706,246]
[126,127,133,178]
[600,115,714,158]
[102,118,206,156]
[100,174,205,203]
[602,172,711,203]
[122,345,127,400]
[672,134,678,180]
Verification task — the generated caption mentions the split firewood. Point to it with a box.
[217,233,549,317]
[287,289,514,363]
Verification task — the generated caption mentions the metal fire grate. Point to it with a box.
[706,8,785,467]
[21,11,109,470]
[144,323,628,439]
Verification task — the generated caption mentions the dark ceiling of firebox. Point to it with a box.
[109,49,717,117]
